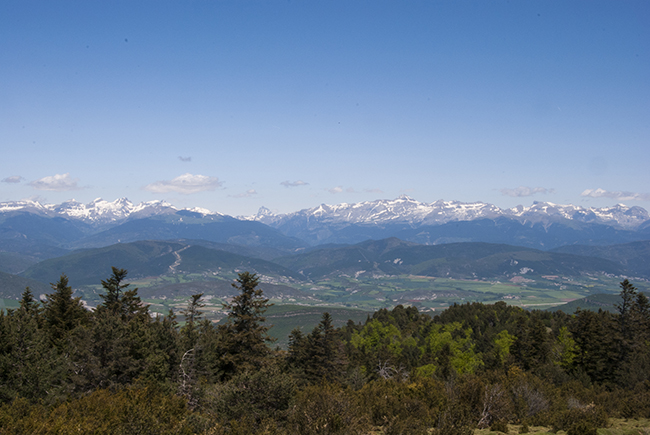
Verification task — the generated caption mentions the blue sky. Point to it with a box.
[1,1,648,216]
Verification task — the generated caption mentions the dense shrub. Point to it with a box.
[202,365,296,427]
[490,419,509,433]
[287,383,370,435]
[550,405,608,432]
[0,385,208,435]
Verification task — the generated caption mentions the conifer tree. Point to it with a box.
[19,287,41,318]
[43,274,88,345]
[306,312,345,382]
[617,279,638,347]
[219,272,274,377]
[98,267,148,320]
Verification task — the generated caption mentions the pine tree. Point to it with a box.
[219,272,274,377]
[305,312,345,382]
[98,267,148,320]
[617,279,638,348]
[43,274,88,345]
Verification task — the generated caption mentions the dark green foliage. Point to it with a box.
[98,267,148,321]
[569,308,619,384]
[288,312,347,383]
[0,298,65,403]
[219,272,274,378]
[42,274,88,345]
[179,293,205,350]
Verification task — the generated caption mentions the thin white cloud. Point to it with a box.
[178,156,192,162]
[364,188,384,194]
[500,186,554,197]
[346,187,356,193]
[328,186,343,194]
[29,173,82,191]
[144,173,222,194]
[230,189,258,198]
[280,180,308,188]
[2,175,24,183]
[581,188,650,201]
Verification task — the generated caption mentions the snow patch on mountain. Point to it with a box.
[247,196,649,229]
[0,197,222,225]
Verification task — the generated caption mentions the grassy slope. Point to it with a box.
[473,420,650,435]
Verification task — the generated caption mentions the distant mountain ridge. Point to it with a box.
[1,196,649,252]
[248,195,649,229]
[0,198,221,226]
[3,196,648,229]
[245,196,650,247]
[273,237,630,280]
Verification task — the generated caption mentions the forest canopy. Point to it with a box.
[1,270,649,434]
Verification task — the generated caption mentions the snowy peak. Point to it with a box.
[251,197,650,230]
[0,198,218,225]
[506,201,650,227]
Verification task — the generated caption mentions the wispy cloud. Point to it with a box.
[500,186,554,197]
[230,189,258,198]
[2,175,24,183]
[178,156,192,162]
[144,173,222,194]
[328,186,343,194]
[280,180,308,188]
[29,173,82,191]
[581,188,650,201]
[364,188,384,194]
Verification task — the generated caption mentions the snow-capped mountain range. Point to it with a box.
[1,195,648,230]
[0,198,221,226]
[1,196,649,251]
[247,195,650,230]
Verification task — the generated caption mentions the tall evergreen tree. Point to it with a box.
[219,272,274,377]
[43,274,88,345]
[617,279,638,348]
[98,267,148,320]
[306,312,346,382]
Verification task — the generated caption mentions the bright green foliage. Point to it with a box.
[553,326,577,369]
[494,329,516,365]
[421,322,483,376]
[351,319,405,359]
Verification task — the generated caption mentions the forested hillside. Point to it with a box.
[2,270,650,434]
